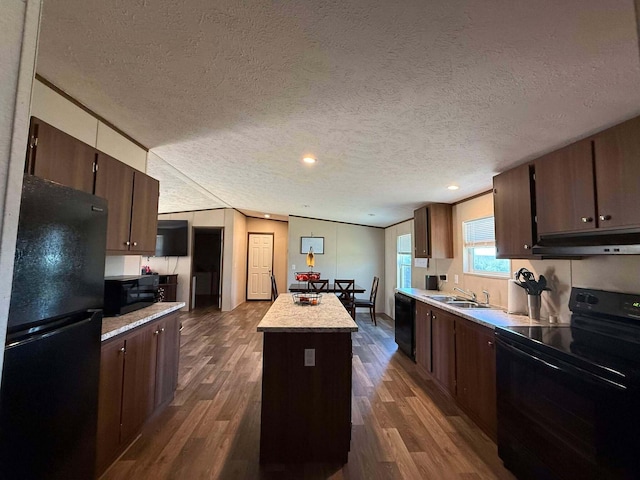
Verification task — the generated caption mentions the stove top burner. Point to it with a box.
[499,287,640,388]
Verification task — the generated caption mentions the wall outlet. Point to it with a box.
[439,274,448,282]
[304,348,315,367]
[454,274,459,284]
[292,264,296,270]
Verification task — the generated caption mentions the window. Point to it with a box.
[397,234,412,288]
[463,217,510,277]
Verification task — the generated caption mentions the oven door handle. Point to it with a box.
[496,337,627,392]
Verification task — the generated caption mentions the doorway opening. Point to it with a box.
[192,227,223,309]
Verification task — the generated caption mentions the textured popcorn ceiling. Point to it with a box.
[36,0,640,227]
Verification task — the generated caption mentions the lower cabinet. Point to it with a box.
[431,307,456,396]
[415,303,497,441]
[96,312,180,476]
[415,302,432,373]
[455,319,497,440]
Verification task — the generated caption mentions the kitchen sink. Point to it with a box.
[424,295,492,309]
[445,300,491,309]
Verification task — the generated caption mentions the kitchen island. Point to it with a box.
[257,293,358,464]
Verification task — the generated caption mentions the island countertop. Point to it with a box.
[257,293,358,333]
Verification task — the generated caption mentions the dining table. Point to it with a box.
[288,282,366,293]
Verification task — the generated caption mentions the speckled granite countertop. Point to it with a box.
[102,302,186,341]
[257,293,358,333]
[396,288,557,329]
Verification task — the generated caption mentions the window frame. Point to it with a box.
[462,216,510,278]
[397,234,412,288]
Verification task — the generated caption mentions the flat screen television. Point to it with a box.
[155,220,188,256]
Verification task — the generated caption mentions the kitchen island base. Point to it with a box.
[260,331,352,464]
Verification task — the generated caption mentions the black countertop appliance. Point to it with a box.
[0,176,107,480]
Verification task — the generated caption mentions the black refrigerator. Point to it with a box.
[0,175,108,480]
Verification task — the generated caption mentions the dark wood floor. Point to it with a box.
[101,301,515,479]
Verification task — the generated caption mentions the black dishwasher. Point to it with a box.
[394,293,415,361]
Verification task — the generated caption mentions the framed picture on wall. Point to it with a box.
[300,236,324,254]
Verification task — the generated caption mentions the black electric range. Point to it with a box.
[495,287,640,480]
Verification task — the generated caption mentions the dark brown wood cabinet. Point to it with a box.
[535,115,640,237]
[152,313,181,409]
[95,338,126,475]
[95,153,159,255]
[414,301,497,441]
[415,301,432,373]
[414,203,453,258]
[260,332,352,463]
[95,152,134,252]
[593,116,640,230]
[96,313,181,477]
[130,171,160,254]
[25,116,159,256]
[25,117,96,194]
[455,319,497,441]
[535,139,595,236]
[96,323,154,475]
[493,163,537,258]
[431,307,456,396]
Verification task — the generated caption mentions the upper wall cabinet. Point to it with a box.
[414,203,453,258]
[493,163,536,258]
[534,139,595,236]
[95,153,159,255]
[592,116,640,230]
[25,116,159,256]
[535,116,640,237]
[25,117,96,194]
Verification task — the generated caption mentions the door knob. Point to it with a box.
[599,215,611,221]
[581,217,593,223]
[523,244,530,250]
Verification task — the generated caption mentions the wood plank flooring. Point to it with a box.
[101,301,515,480]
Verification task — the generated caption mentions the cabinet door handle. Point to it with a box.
[154,329,160,335]
[132,241,138,246]
[581,217,593,223]
[599,215,611,221]
[119,347,125,353]
[488,341,494,348]
[523,244,530,250]
[179,323,184,332]
[161,327,165,333]
[432,314,436,320]
[125,241,131,246]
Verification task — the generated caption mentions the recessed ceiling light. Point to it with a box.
[264,214,271,218]
[447,185,460,190]
[303,204,310,208]
[303,156,316,164]
[368,213,375,216]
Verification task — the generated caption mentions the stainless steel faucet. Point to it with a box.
[482,290,490,305]
[454,287,477,302]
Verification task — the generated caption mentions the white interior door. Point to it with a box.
[247,233,273,300]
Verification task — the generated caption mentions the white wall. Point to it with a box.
[145,208,248,312]
[31,78,151,277]
[399,193,640,322]
[288,217,385,314]
[0,0,41,383]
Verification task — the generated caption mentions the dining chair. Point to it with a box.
[355,276,379,325]
[308,279,329,293]
[334,279,355,318]
[270,274,278,301]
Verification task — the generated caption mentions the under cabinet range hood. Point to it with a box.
[532,230,640,256]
